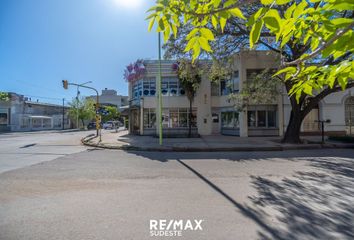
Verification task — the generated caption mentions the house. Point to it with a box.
[127,51,354,137]
[0,93,71,132]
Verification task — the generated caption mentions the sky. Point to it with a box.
[0,0,158,105]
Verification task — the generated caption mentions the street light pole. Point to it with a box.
[76,86,79,129]
[62,98,65,130]
[62,80,100,138]
[158,32,163,145]
[76,81,92,129]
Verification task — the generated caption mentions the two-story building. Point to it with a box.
[127,50,354,137]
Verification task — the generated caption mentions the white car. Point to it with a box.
[102,121,114,129]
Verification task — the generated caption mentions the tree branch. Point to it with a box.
[283,22,354,66]
[303,81,354,116]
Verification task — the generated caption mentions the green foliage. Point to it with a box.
[209,59,233,83]
[146,0,245,62]
[230,69,282,111]
[174,59,203,137]
[0,92,10,101]
[68,97,96,125]
[175,59,203,102]
[101,106,120,122]
[147,0,354,101]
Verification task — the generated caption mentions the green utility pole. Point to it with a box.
[158,32,163,145]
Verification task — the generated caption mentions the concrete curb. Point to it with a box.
[81,135,354,152]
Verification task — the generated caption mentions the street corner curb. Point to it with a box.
[80,136,354,152]
[81,134,96,143]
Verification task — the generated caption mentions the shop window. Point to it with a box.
[257,111,266,127]
[247,111,257,127]
[267,111,276,127]
[143,109,156,128]
[0,109,8,125]
[170,109,179,128]
[221,112,239,128]
[179,111,188,127]
[248,110,277,128]
[190,110,197,127]
[156,108,197,128]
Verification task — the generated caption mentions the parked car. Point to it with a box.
[103,121,114,129]
[87,122,96,130]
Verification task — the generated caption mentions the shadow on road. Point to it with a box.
[249,157,354,240]
[127,150,354,240]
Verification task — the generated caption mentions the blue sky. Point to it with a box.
[0,0,157,105]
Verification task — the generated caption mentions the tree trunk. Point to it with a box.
[188,99,192,138]
[282,110,304,143]
[81,118,85,129]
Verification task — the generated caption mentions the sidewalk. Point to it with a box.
[82,130,354,151]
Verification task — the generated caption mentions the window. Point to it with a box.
[179,110,188,127]
[221,112,239,128]
[267,111,276,127]
[231,71,239,92]
[220,71,239,95]
[155,108,196,128]
[211,82,219,96]
[257,111,266,127]
[143,109,156,128]
[132,80,143,99]
[170,108,179,128]
[20,117,30,129]
[133,77,185,104]
[0,111,8,125]
[247,111,256,127]
[142,78,156,96]
[248,110,277,128]
[161,77,182,96]
[345,97,354,126]
[212,113,219,123]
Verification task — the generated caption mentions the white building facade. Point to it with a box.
[128,51,354,137]
[0,93,71,132]
[87,88,128,110]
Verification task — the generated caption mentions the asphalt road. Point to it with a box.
[0,131,354,240]
[0,130,92,173]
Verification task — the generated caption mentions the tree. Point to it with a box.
[147,0,354,143]
[173,59,202,137]
[233,69,282,111]
[101,106,120,123]
[68,97,95,128]
[0,92,10,101]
